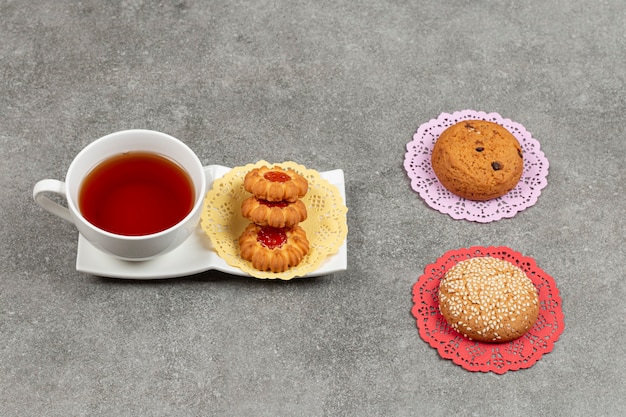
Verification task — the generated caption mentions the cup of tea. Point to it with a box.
[33,130,206,261]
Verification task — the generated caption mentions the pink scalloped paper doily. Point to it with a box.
[404,110,549,222]
[411,246,564,374]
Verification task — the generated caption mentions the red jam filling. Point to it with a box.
[257,226,287,249]
[264,171,291,182]
[259,199,289,208]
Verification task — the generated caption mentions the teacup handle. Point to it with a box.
[33,179,74,223]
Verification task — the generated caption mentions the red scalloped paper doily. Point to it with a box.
[404,110,549,223]
[412,246,564,374]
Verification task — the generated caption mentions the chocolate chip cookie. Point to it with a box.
[431,120,524,200]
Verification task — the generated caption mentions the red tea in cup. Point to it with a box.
[79,151,195,236]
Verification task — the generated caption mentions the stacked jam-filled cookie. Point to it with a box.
[238,165,310,273]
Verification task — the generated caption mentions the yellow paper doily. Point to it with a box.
[201,161,348,280]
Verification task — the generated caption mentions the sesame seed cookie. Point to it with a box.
[438,257,539,343]
[431,120,524,200]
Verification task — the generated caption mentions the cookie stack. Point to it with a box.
[238,165,310,273]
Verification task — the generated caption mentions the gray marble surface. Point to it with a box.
[2,0,625,416]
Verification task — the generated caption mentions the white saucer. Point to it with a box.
[76,165,347,279]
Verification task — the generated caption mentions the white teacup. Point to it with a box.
[33,130,206,261]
